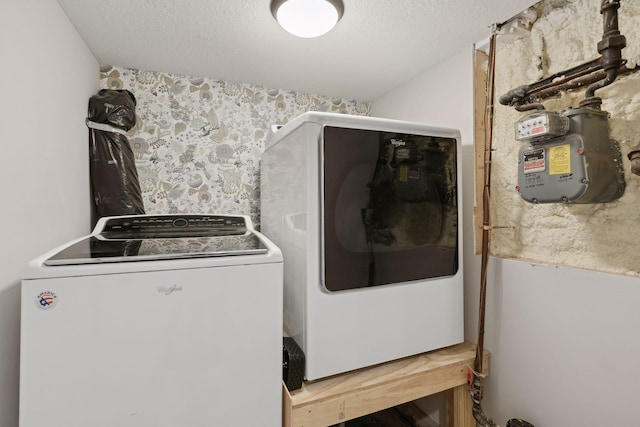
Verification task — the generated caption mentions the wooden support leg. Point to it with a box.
[446,384,475,427]
[282,383,292,427]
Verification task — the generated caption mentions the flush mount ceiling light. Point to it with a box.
[271,0,344,38]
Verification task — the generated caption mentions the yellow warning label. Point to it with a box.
[399,164,408,182]
[549,144,571,175]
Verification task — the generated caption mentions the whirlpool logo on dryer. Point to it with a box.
[157,284,183,295]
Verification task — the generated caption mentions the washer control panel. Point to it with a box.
[100,214,247,238]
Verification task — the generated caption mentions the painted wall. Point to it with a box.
[99,66,369,223]
[0,1,99,426]
[371,1,640,425]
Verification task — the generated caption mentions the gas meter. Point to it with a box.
[515,107,625,203]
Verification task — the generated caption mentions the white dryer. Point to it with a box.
[20,214,283,427]
[261,112,463,381]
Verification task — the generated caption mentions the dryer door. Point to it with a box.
[322,126,458,292]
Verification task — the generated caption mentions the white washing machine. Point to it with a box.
[20,214,283,427]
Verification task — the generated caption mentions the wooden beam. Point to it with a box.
[446,384,476,427]
[474,49,489,255]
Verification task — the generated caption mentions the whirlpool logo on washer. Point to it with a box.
[36,291,58,310]
[157,284,183,295]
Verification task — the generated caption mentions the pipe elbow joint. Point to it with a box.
[498,85,529,106]
[627,147,640,176]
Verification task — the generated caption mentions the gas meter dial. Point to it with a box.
[515,111,570,143]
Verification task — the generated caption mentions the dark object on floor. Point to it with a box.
[342,402,437,427]
[506,418,535,427]
[343,408,413,426]
[283,337,305,391]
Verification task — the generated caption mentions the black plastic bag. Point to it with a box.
[87,89,144,223]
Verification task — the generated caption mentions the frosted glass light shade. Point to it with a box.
[271,0,344,38]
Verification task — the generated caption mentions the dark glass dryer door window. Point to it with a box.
[322,126,458,292]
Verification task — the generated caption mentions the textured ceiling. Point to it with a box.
[57,0,540,101]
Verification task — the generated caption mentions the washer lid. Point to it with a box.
[44,214,268,266]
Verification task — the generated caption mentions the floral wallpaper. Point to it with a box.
[99,65,370,225]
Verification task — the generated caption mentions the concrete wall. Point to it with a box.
[491,0,640,276]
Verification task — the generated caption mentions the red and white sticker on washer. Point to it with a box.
[36,291,58,310]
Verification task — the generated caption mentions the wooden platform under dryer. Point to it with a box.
[282,342,489,427]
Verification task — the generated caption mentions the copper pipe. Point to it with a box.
[499,58,602,106]
[514,63,638,106]
[469,30,500,427]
